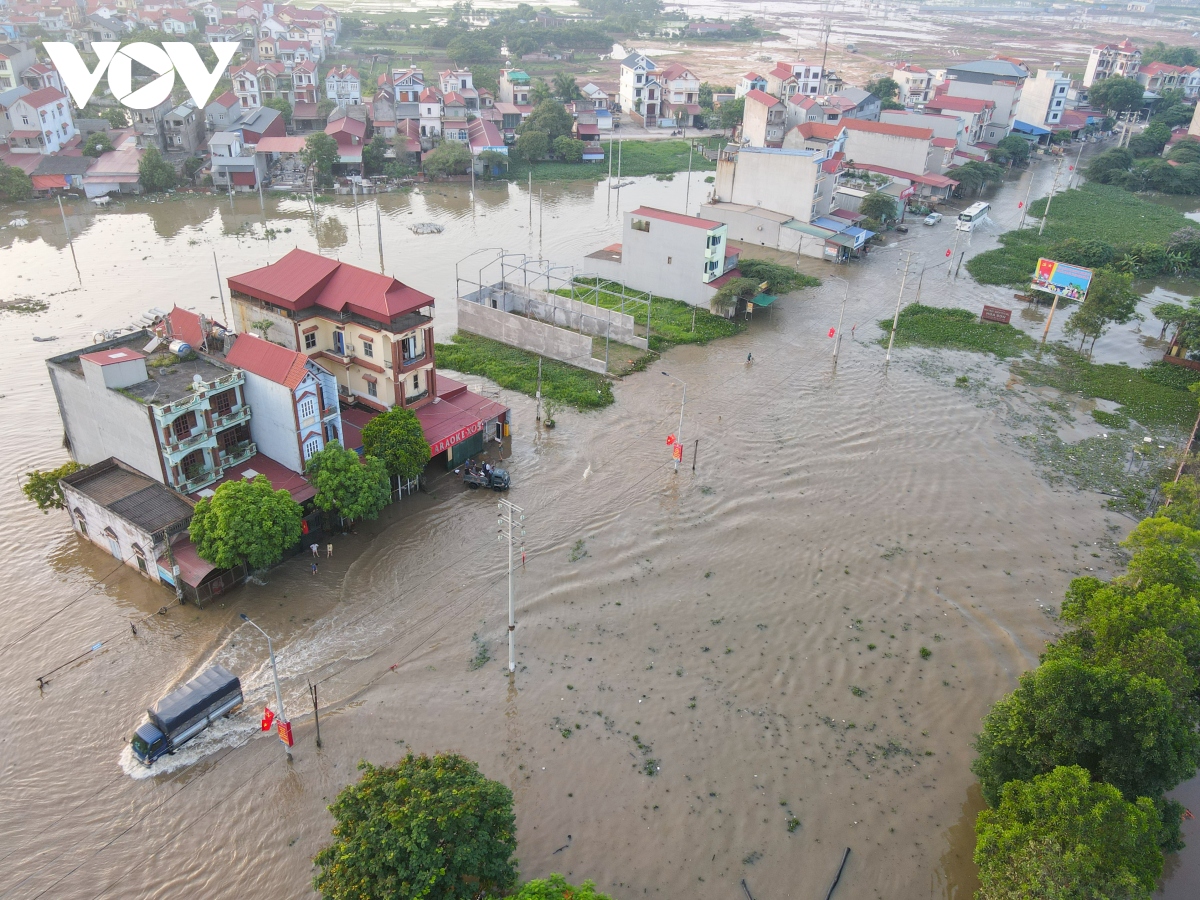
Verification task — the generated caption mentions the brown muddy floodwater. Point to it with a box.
[0,159,1193,899]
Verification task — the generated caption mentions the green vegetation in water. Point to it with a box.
[559,278,742,352]
[503,140,717,183]
[470,633,490,671]
[435,333,613,411]
[569,539,587,562]
[1014,349,1200,430]
[878,304,1037,358]
[1091,409,1130,429]
[0,297,48,314]
[1019,430,1170,514]
[967,183,1195,287]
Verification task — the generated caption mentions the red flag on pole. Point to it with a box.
[828,327,836,338]
[666,434,675,445]
[945,248,952,257]
[1018,201,1023,208]
[261,708,275,732]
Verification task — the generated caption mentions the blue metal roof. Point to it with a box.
[1013,120,1051,136]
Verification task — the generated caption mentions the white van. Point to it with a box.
[956,202,990,232]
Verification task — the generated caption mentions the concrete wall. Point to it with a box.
[62,484,164,582]
[945,81,1021,140]
[241,370,301,472]
[713,147,824,224]
[231,296,298,349]
[705,204,784,248]
[743,97,784,147]
[843,129,932,176]
[619,215,720,307]
[880,110,963,145]
[48,364,165,483]
[457,297,607,374]
[1015,69,1069,127]
[469,282,648,348]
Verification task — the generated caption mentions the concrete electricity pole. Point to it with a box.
[239,614,291,761]
[887,252,913,366]
[831,277,849,370]
[497,499,525,674]
[1039,156,1064,237]
[662,371,687,473]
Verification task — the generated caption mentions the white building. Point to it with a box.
[1084,39,1140,88]
[1015,67,1071,130]
[713,139,838,225]
[842,118,935,177]
[619,50,661,124]
[224,333,343,472]
[325,64,360,107]
[584,206,740,308]
[764,60,823,99]
[893,63,933,106]
[657,62,702,127]
[735,71,768,99]
[419,86,442,137]
[5,86,75,154]
[742,89,787,147]
[230,59,288,110]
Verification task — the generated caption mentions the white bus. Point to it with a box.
[956,202,991,232]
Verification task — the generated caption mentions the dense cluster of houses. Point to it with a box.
[46,251,509,602]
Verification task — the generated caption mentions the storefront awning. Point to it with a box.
[749,293,777,307]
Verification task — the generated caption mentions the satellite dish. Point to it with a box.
[192,374,204,386]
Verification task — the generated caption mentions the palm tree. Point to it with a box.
[552,72,580,101]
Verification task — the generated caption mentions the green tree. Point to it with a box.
[183,156,205,180]
[1121,515,1200,594]
[22,461,83,513]
[952,160,1005,196]
[478,149,508,174]
[361,407,431,483]
[503,875,613,900]
[1142,42,1200,68]
[859,191,897,223]
[313,753,518,900]
[1088,76,1145,115]
[138,147,177,193]
[263,96,292,127]
[520,99,572,140]
[551,72,581,101]
[1129,122,1171,159]
[189,475,303,570]
[447,33,499,64]
[530,78,552,106]
[305,441,390,524]
[553,135,584,161]
[0,162,32,202]
[303,131,340,187]
[1161,476,1200,530]
[718,96,744,132]
[990,134,1031,166]
[1062,269,1139,354]
[104,107,129,128]
[1152,300,1188,340]
[422,140,473,178]
[971,653,1200,808]
[362,134,388,176]
[974,766,1163,900]
[516,130,550,161]
[83,132,114,157]
[865,76,900,104]
[1086,147,1134,184]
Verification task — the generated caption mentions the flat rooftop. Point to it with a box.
[52,332,239,407]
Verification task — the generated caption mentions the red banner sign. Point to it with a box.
[980,305,1013,324]
[277,720,294,747]
[672,444,683,461]
[429,420,484,455]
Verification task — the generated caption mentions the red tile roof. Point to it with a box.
[228,249,435,322]
[744,89,782,108]
[1142,62,1184,75]
[194,452,315,503]
[926,95,994,113]
[168,306,224,348]
[768,62,794,80]
[743,72,761,81]
[631,206,722,230]
[21,86,66,109]
[706,268,743,290]
[791,122,844,141]
[843,118,934,140]
[81,347,145,367]
[659,62,695,83]
[854,163,959,188]
[325,115,366,138]
[210,90,238,108]
[932,137,957,148]
[226,333,310,388]
[292,101,319,118]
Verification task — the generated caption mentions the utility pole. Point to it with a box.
[662,371,686,473]
[1039,156,1063,236]
[535,357,543,421]
[240,614,291,761]
[213,252,229,325]
[1068,139,1085,189]
[375,199,385,274]
[309,680,321,748]
[886,253,913,365]
[497,499,525,674]
[946,228,962,278]
[1018,169,1035,230]
[539,189,543,258]
[529,171,533,226]
[684,141,693,214]
[832,278,849,369]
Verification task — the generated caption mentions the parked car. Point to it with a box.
[924,212,943,226]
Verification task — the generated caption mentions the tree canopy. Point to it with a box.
[423,140,473,178]
[503,875,613,900]
[0,162,33,202]
[515,130,550,161]
[263,96,292,126]
[860,191,897,223]
[520,100,572,141]
[189,475,303,570]
[361,407,431,482]
[22,461,83,513]
[303,132,340,187]
[305,441,391,524]
[718,96,744,132]
[1062,269,1139,354]
[313,753,518,900]
[138,147,177,193]
[973,765,1163,900]
[990,134,1031,166]
[552,72,581,101]
[83,132,114,158]
[362,134,389,176]
[553,135,584,162]
[1087,76,1145,114]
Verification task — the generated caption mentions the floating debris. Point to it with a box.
[410,222,444,235]
[32,335,58,342]
[8,218,29,227]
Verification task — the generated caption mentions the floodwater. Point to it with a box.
[0,150,1196,899]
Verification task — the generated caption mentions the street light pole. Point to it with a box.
[662,371,686,474]
[497,500,524,674]
[240,613,290,760]
[832,277,849,370]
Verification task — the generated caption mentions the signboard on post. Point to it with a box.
[1030,258,1092,301]
[980,305,1012,324]
[277,720,294,747]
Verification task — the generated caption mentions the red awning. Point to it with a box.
[231,170,257,186]
[685,104,703,115]
[8,130,42,139]
[162,536,216,588]
[32,174,66,190]
[576,123,600,135]
[414,401,484,456]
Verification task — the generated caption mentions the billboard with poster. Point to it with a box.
[1031,258,1092,301]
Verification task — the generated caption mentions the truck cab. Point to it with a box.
[131,722,169,765]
